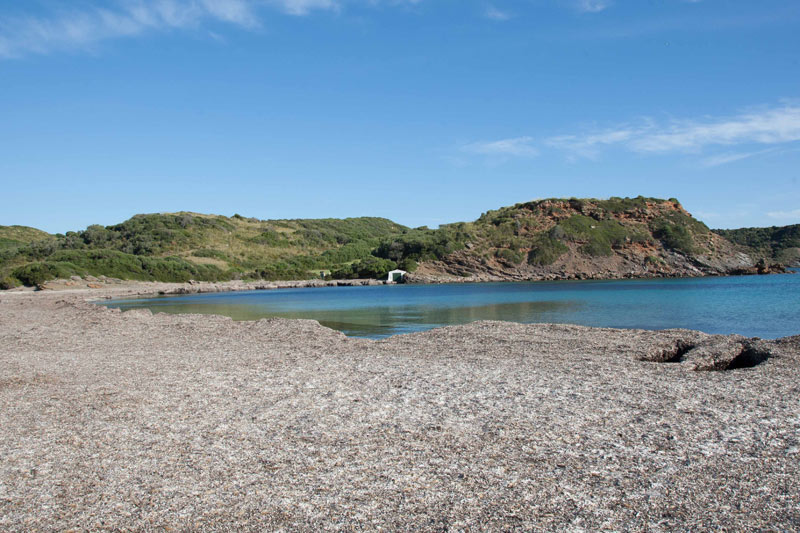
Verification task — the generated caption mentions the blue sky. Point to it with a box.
[1,0,799,233]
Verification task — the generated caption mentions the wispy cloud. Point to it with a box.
[0,0,272,58]
[766,209,800,221]
[545,103,800,159]
[463,103,800,165]
[268,0,338,16]
[0,0,427,58]
[485,6,512,21]
[574,0,612,13]
[462,136,539,157]
[699,147,781,168]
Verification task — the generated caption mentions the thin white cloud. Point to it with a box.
[546,126,639,158]
[630,106,800,153]
[0,0,379,58]
[699,152,760,168]
[546,104,800,158]
[766,209,800,221]
[485,6,511,21]
[462,136,539,158]
[574,0,612,13]
[0,0,267,58]
[268,0,338,16]
[698,147,781,168]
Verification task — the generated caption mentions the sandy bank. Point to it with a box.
[1,288,798,530]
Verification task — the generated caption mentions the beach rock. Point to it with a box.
[683,336,771,371]
[639,337,698,363]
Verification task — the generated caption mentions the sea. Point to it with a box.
[102,270,800,340]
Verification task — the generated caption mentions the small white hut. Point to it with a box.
[387,269,406,282]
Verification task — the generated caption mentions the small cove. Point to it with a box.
[103,271,800,339]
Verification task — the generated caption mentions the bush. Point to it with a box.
[374,226,469,264]
[331,257,397,279]
[11,250,228,286]
[555,215,649,256]
[495,248,524,265]
[527,235,568,266]
[398,258,418,272]
[192,248,229,260]
[13,262,79,286]
[653,223,694,254]
[0,276,21,290]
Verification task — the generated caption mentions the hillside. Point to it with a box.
[0,225,52,250]
[374,197,762,282]
[0,213,409,288]
[713,224,800,267]
[0,198,784,288]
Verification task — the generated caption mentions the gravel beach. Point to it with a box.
[1,284,799,531]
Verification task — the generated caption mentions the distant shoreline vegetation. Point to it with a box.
[1,197,797,289]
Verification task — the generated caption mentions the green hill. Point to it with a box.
[0,198,778,288]
[713,224,800,266]
[372,197,755,281]
[0,225,52,250]
[0,213,409,288]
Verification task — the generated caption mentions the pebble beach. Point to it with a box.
[1,284,799,530]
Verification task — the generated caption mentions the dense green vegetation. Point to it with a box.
[556,214,651,257]
[373,224,471,264]
[0,213,410,286]
[10,250,226,286]
[526,235,569,266]
[0,225,52,251]
[3,197,773,287]
[713,224,800,264]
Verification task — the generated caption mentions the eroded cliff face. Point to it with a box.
[409,198,765,282]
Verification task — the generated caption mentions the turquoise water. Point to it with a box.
[104,274,800,339]
[104,272,800,339]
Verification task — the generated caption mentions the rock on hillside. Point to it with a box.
[408,197,760,282]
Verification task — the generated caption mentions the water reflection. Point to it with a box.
[104,274,800,339]
[108,297,579,337]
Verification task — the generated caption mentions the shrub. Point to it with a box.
[652,223,695,254]
[331,257,397,279]
[192,248,230,260]
[0,276,20,290]
[495,248,524,265]
[13,262,79,286]
[398,258,418,272]
[527,235,568,266]
[558,215,638,256]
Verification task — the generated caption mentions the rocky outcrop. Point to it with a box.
[639,334,773,371]
[410,197,784,283]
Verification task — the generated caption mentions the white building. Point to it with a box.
[387,269,406,282]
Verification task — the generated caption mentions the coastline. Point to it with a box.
[1,287,799,529]
[2,261,792,304]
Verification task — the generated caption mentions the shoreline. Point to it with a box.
[1,266,793,304]
[1,287,799,529]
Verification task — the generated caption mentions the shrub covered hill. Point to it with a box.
[713,224,800,267]
[0,214,408,288]
[0,197,790,288]
[400,197,774,282]
[0,225,52,250]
